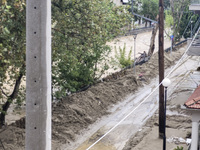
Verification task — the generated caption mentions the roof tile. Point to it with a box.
[184,86,200,109]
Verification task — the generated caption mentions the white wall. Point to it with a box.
[111,0,122,6]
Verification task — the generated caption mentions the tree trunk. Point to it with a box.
[148,15,159,57]
[0,70,23,128]
[170,0,176,45]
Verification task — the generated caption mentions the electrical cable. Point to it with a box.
[192,17,200,35]
[189,73,199,87]
[165,26,200,79]
[86,82,162,150]
[86,27,200,150]
[183,59,199,87]
[182,15,194,37]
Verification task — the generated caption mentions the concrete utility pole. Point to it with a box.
[158,0,165,138]
[26,0,51,150]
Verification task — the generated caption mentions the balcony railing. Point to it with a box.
[191,0,200,4]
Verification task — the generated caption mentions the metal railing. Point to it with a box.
[191,0,200,4]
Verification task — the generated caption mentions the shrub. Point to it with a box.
[174,146,184,150]
[114,44,133,68]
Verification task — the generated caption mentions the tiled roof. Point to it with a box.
[184,86,200,109]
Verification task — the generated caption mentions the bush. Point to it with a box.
[174,146,184,150]
[114,44,133,68]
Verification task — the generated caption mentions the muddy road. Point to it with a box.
[62,47,199,150]
[1,32,194,150]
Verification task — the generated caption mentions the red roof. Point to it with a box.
[184,86,200,109]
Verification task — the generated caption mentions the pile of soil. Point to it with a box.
[52,46,185,149]
[0,44,186,150]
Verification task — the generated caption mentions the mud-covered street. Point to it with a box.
[1,31,197,150]
[69,46,200,150]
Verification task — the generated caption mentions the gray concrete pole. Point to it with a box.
[26,0,51,150]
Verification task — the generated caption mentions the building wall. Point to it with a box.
[111,0,123,6]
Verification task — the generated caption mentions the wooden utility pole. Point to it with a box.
[158,0,165,138]
[26,0,51,150]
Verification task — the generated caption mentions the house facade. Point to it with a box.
[189,0,200,12]
[184,2,200,150]
[111,0,129,6]
[184,86,200,150]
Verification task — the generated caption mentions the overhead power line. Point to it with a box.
[86,26,200,150]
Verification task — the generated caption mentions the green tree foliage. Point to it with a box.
[164,0,170,9]
[0,0,26,127]
[51,0,131,97]
[141,0,159,20]
[165,10,174,28]
[169,0,198,41]
[178,10,198,39]
[128,0,142,22]
[0,0,131,125]
[127,0,159,26]
[129,0,142,13]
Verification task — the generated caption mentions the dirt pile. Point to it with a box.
[0,45,186,150]
[0,126,25,150]
[52,47,185,149]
